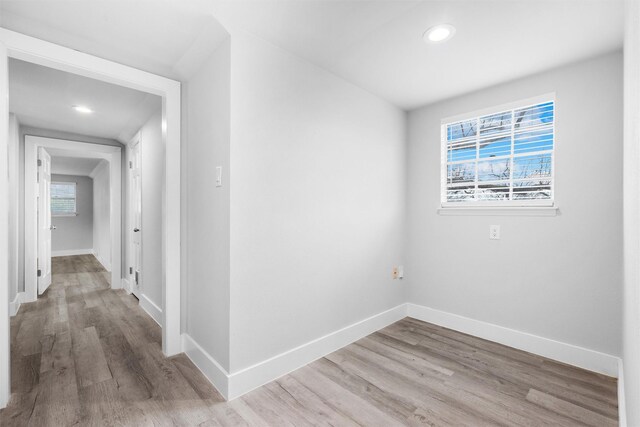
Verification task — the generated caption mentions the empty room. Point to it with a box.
[0,0,639,426]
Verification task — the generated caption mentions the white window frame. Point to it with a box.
[440,93,556,209]
[50,181,77,217]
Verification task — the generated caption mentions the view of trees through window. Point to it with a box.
[443,100,554,204]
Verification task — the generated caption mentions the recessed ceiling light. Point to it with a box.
[423,24,456,43]
[72,105,93,114]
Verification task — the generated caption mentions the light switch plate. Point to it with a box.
[215,166,222,187]
[489,225,500,240]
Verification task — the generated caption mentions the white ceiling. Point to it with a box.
[9,58,162,143]
[50,154,104,177]
[0,0,230,80]
[211,0,624,109]
[0,0,624,110]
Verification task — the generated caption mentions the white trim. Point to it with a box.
[437,206,559,216]
[406,303,619,377]
[618,359,627,427]
[182,333,229,398]
[0,42,10,409]
[25,136,121,299]
[9,292,24,317]
[51,249,93,257]
[181,304,408,400]
[139,294,162,326]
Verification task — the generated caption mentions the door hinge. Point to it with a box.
[135,271,139,285]
[129,267,133,275]
[37,269,42,277]
[37,159,42,167]
[129,161,133,169]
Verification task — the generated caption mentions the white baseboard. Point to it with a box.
[52,248,93,257]
[182,333,229,397]
[9,292,24,317]
[406,303,619,377]
[139,294,162,326]
[618,359,627,427]
[181,304,408,401]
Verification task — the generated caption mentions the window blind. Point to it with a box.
[51,182,77,216]
[442,99,555,206]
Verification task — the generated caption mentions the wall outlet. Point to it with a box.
[392,266,404,280]
[489,225,501,240]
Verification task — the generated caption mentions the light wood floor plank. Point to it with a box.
[0,255,618,426]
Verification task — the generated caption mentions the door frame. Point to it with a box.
[0,28,182,408]
[25,137,122,300]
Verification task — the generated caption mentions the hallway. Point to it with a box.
[1,255,226,425]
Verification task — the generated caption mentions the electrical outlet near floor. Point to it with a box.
[392,265,404,280]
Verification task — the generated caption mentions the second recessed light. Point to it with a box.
[423,24,456,43]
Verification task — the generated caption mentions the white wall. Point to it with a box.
[51,174,93,254]
[406,52,623,357]
[185,37,231,369]
[8,114,19,305]
[92,162,110,270]
[228,31,407,372]
[623,0,640,424]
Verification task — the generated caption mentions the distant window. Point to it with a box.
[442,96,555,207]
[51,182,77,216]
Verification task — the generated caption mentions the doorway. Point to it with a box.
[0,28,182,409]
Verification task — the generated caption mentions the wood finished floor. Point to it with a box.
[1,255,618,426]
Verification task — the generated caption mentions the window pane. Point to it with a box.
[51,183,76,198]
[477,183,509,201]
[514,102,554,129]
[51,183,76,215]
[479,111,511,137]
[513,154,552,180]
[447,162,475,184]
[447,119,477,142]
[443,99,554,205]
[514,127,553,154]
[512,180,552,200]
[446,185,475,202]
[477,158,510,182]
[479,135,511,159]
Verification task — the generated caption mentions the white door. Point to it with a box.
[37,147,52,294]
[130,137,142,296]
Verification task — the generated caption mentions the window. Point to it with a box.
[51,182,77,216]
[442,96,555,207]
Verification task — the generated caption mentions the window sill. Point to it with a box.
[437,206,558,217]
[52,213,78,217]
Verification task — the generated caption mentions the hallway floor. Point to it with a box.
[1,256,618,426]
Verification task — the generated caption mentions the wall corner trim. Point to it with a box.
[139,294,162,326]
[618,359,627,427]
[182,333,230,399]
[406,303,619,377]
[9,292,24,317]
